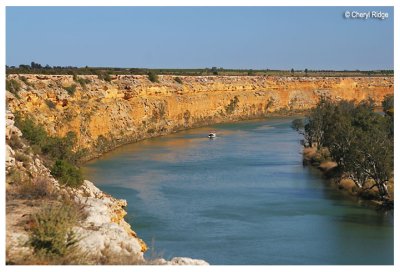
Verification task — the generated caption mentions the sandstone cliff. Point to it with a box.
[6,74,393,160]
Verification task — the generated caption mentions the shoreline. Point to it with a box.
[302,147,394,210]
[82,110,307,163]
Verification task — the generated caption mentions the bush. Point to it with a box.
[45,100,56,109]
[14,116,48,148]
[29,204,80,258]
[291,118,304,131]
[19,76,32,87]
[15,151,30,167]
[97,72,112,82]
[148,72,159,83]
[6,79,21,98]
[8,134,24,149]
[225,96,239,114]
[63,84,77,96]
[75,77,91,88]
[51,160,83,187]
[174,77,183,84]
[16,176,55,199]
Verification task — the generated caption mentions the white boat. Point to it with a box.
[208,132,216,139]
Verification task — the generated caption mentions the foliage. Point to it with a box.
[29,204,80,258]
[174,77,183,84]
[19,76,32,87]
[97,71,112,82]
[15,151,30,167]
[300,98,394,199]
[6,79,21,98]
[16,176,55,199]
[382,95,394,137]
[51,160,83,187]
[291,118,304,131]
[8,133,24,149]
[382,94,394,114]
[14,115,84,187]
[63,84,77,96]
[45,99,56,109]
[6,62,394,77]
[225,96,239,114]
[75,76,91,88]
[148,71,159,83]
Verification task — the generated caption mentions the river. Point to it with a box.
[82,117,393,265]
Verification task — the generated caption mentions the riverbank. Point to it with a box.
[303,147,394,210]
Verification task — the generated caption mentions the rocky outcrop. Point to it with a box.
[6,74,393,160]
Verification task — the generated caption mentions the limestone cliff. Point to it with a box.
[6,74,393,160]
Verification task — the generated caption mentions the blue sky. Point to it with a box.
[6,6,394,70]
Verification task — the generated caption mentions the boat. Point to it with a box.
[208,132,216,139]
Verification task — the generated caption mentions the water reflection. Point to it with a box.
[83,117,393,265]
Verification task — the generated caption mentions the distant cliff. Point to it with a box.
[6,74,393,160]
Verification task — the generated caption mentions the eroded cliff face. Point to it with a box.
[6,74,393,159]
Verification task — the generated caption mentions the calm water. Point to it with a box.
[83,118,394,265]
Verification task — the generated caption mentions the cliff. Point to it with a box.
[6,74,393,160]
[5,111,208,265]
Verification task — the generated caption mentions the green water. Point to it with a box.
[83,117,394,265]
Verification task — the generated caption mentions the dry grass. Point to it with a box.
[15,175,56,199]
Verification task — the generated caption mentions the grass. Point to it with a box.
[15,175,55,199]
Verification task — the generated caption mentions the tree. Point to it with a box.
[148,71,159,83]
[304,68,308,75]
[300,98,393,200]
[291,68,294,75]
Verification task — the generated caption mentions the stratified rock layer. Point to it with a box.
[6,74,393,159]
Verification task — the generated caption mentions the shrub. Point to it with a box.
[63,84,77,96]
[45,100,56,109]
[97,72,112,82]
[291,118,304,131]
[16,176,55,199]
[6,168,24,184]
[51,160,83,187]
[148,72,159,83]
[14,116,48,148]
[225,96,239,114]
[75,77,91,88]
[6,79,21,98]
[29,204,80,258]
[8,134,24,149]
[174,77,183,84]
[19,76,32,87]
[15,151,30,167]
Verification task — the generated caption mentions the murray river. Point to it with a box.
[83,117,393,265]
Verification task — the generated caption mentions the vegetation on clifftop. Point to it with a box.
[6,62,394,77]
[293,95,394,203]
